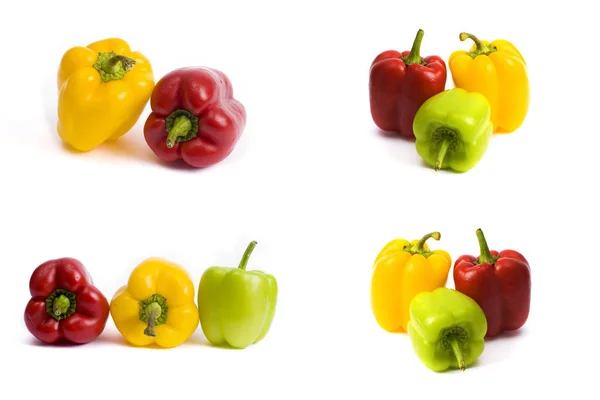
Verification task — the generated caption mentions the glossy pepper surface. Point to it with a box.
[449,32,529,133]
[110,258,199,348]
[198,241,277,349]
[408,288,487,372]
[57,38,154,151]
[413,88,493,172]
[371,232,451,333]
[24,258,110,344]
[453,229,531,338]
[369,29,447,138]
[144,67,246,168]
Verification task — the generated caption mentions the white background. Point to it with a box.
[1,0,599,398]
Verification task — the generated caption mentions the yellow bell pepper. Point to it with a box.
[371,232,451,333]
[110,258,199,348]
[449,32,529,134]
[57,38,155,152]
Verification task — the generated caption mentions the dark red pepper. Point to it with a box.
[453,229,532,338]
[24,258,110,344]
[369,29,447,138]
[144,67,246,168]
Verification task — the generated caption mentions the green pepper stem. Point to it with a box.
[459,32,497,58]
[415,231,440,252]
[449,336,466,371]
[238,241,258,270]
[53,295,70,317]
[93,52,136,82]
[45,289,77,321]
[404,232,441,257]
[164,109,200,147]
[402,29,425,65]
[476,228,495,265]
[166,115,193,148]
[102,55,135,74]
[435,138,451,171]
[143,302,162,337]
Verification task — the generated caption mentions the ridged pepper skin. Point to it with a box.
[144,67,247,168]
[198,241,278,349]
[371,232,451,333]
[453,229,531,338]
[413,88,493,172]
[24,258,110,345]
[369,29,447,138]
[408,288,487,372]
[449,32,529,133]
[110,258,199,349]
[57,38,154,151]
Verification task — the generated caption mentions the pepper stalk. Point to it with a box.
[93,52,136,82]
[139,294,169,337]
[165,109,200,148]
[404,231,441,258]
[475,228,500,265]
[459,32,497,59]
[401,29,426,66]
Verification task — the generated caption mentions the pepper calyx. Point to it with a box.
[165,109,200,148]
[432,127,461,171]
[139,294,169,337]
[459,32,497,59]
[45,289,77,321]
[403,232,441,258]
[93,52,136,82]
[474,228,500,265]
[400,29,427,66]
[440,326,468,371]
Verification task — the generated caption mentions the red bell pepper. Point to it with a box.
[144,67,246,168]
[24,258,110,344]
[453,229,531,338]
[369,29,447,138]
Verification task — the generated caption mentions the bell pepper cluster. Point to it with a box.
[57,38,246,169]
[369,29,529,172]
[370,229,531,372]
[24,241,278,350]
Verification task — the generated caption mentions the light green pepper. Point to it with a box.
[412,88,493,172]
[197,241,278,349]
[407,287,487,372]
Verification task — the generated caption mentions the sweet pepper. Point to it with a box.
[371,232,451,333]
[198,241,278,349]
[369,29,447,138]
[110,258,199,348]
[57,38,155,152]
[408,288,487,372]
[144,67,247,168]
[453,229,531,338]
[449,32,529,133]
[413,88,493,172]
[24,258,110,344]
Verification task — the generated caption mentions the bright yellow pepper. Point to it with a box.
[371,232,451,333]
[449,32,529,134]
[110,258,199,348]
[57,38,154,152]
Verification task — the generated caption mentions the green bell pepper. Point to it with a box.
[407,287,487,372]
[412,88,493,172]
[197,241,278,349]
